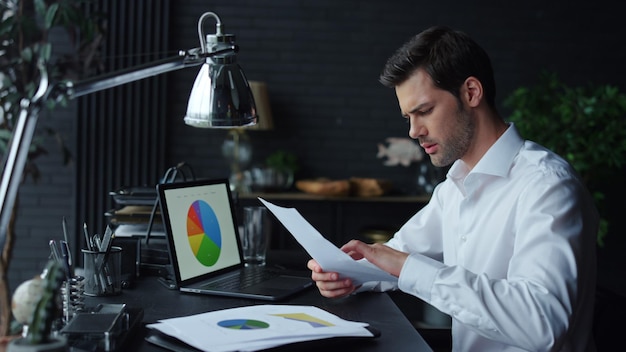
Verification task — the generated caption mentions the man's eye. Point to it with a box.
[418,107,433,116]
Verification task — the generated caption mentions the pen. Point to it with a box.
[99,226,114,254]
[60,240,73,279]
[83,223,93,251]
[62,217,72,267]
[93,234,102,252]
[49,240,61,263]
[83,222,104,292]
[97,229,116,289]
[91,234,109,291]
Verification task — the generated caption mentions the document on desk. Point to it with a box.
[259,198,397,286]
[146,304,376,352]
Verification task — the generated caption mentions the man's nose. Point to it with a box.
[409,119,426,139]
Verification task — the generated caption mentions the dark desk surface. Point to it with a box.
[84,276,432,351]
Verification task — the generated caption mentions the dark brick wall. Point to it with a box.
[167,0,626,186]
[7,0,626,295]
[7,105,77,290]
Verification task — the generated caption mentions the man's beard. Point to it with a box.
[428,106,474,167]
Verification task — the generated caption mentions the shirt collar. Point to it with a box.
[447,123,524,192]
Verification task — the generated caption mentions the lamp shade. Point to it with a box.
[184,61,257,128]
[183,12,256,128]
[248,81,274,130]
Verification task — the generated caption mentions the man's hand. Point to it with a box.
[307,259,356,298]
[307,239,409,298]
[340,240,409,277]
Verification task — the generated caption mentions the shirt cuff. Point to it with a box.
[398,253,444,301]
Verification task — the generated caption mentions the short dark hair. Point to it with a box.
[379,26,497,109]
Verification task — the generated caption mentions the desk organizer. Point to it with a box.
[60,303,130,351]
[61,275,85,324]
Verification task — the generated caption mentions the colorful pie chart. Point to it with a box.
[187,200,221,266]
[217,319,270,330]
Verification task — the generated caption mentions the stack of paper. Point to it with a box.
[146,305,375,351]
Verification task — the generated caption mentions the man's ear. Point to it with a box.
[462,77,483,108]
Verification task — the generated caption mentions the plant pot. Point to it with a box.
[7,336,67,352]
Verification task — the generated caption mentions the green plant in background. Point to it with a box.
[0,0,104,162]
[0,0,103,338]
[265,150,298,174]
[504,71,626,246]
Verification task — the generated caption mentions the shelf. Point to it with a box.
[236,192,431,248]
[237,192,431,203]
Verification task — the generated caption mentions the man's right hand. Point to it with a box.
[307,259,357,298]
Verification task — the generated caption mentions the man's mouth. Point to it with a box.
[421,143,437,154]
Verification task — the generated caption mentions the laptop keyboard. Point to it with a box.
[203,268,280,290]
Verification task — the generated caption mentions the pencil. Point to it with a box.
[62,217,72,266]
[83,222,93,251]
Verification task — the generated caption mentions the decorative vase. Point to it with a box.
[7,336,68,352]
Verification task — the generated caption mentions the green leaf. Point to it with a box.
[34,0,47,18]
[266,150,299,172]
[45,4,60,29]
[21,47,33,61]
[40,42,52,61]
[504,71,626,246]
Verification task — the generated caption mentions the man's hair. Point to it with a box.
[379,26,497,109]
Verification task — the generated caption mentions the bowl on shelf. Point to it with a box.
[295,178,351,196]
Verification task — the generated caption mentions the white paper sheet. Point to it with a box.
[146,304,373,352]
[259,198,397,286]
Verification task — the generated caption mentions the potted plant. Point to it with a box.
[8,260,67,351]
[245,150,299,192]
[0,0,103,338]
[503,71,626,245]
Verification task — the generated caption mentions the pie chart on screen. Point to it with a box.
[187,200,221,266]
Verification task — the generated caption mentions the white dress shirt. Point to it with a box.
[382,124,598,351]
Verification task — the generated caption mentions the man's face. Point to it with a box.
[395,69,474,167]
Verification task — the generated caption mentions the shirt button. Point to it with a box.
[460,235,467,242]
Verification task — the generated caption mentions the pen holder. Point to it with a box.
[82,247,122,296]
[61,275,85,324]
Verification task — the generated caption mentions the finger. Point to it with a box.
[344,249,364,261]
[341,240,368,260]
[316,279,355,298]
[311,270,339,282]
[364,243,408,277]
[307,259,332,277]
[306,259,320,272]
[340,239,361,252]
[318,286,354,298]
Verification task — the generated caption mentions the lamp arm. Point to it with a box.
[55,45,237,100]
[0,63,48,252]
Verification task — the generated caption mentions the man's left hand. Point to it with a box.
[340,240,409,277]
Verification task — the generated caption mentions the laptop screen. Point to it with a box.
[158,179,242,282]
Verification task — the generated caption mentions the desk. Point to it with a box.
[84,276,432,351]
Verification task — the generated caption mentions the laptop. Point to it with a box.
[157,178,313,301]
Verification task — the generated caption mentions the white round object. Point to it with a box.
[11,278,44,324]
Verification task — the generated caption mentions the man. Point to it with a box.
[307,26,598,351]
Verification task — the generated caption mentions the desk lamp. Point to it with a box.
[0,12,257,251]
